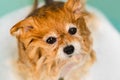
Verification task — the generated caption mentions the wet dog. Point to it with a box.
[10,0,96,80]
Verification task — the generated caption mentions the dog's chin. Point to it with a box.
[59,53,87,78]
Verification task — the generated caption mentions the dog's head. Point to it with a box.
[10,0,95,79]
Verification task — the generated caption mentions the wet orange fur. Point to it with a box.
[10,0,96,80]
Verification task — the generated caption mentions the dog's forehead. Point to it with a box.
[32,3,74,35]
[34,16,69,36]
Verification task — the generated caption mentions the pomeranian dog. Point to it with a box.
[10,0,96,80]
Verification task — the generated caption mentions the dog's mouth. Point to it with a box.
[59,53,87,78]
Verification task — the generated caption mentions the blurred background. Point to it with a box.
[0,0,120,32]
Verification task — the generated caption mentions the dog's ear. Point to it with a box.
[10,17,35,37]
[65,0,87,19]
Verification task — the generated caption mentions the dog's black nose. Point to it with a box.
[63,45,74,55]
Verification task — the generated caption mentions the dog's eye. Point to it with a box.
[46,37,56,44]
[68,27,77,35]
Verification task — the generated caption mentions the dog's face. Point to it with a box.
[10,0,95,79]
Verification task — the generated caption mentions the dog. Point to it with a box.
[10,0,96,80]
